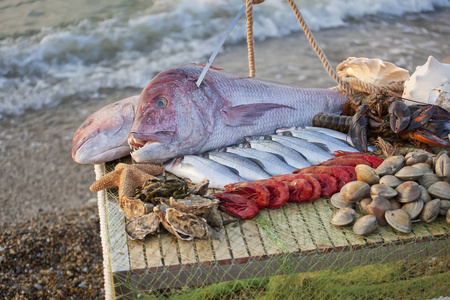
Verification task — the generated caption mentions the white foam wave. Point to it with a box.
[0,0,448,118]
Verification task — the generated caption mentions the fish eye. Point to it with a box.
[155,97,168,108]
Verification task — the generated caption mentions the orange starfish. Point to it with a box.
[90,163,163,199]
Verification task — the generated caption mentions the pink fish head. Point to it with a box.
[129,65,215,163]
[72,95,139,164]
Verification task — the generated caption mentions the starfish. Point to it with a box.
[90,163,163,199]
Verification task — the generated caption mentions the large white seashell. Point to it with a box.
[403,56,450,110]
[337,57,410,89]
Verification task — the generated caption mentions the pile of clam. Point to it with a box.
[330,151,450,235]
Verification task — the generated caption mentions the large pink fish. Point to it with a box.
[128,64,348,163]
[72,95,139,164]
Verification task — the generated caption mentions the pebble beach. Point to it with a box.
[1,1,450,298]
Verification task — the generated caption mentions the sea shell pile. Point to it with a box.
[330,151,450,235]
[123,178,222,241]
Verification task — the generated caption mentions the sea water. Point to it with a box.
[0,0,449,118]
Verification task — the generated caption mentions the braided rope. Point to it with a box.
[246,0,256,77]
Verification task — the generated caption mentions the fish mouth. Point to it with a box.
[128,132,173,150]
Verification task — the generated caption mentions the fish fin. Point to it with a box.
[311,142,331,152]
[221,103,295,126]
[245,157,266,169]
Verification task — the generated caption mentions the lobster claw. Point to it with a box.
[388,100,411,133]
[349,104,368,152]
[401,129,450,148]
[406,105,435,131]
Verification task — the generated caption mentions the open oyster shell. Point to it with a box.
[125,212,160,240]
[169,194,222,227]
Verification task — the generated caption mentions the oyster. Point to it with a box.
[353,215,378,236]
[395,181,420,203]
[379,175,403,188]
[331,192,354,209]
[370,184,397,199]
[336,57,409,91]
[376,155,405,176]
[169,194,222,227]
[420,199,441,223]
[154,204,211,241]
[385,209,412,234]
[135,178,190,205]
[403,56,450,110]
[125,212,160,240]
[330,207,356,227]
[355,164,379,185]
[428,181,450,200]
[402,199,424,219]
[367,196,391,226]
[394,166,423,181]
[120,196,154,220]
[340,181,370,203]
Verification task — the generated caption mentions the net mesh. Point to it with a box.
[97,161,450,299]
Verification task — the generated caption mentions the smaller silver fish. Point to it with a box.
[163,155,246,189]
[225,146,296,176]
[247,139,311,169]
[270,134,333,164]
[282,129,358,153]
[206,151,271,181]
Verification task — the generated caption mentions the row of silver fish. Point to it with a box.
[163,127,359,189]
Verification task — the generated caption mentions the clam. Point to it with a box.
[434,151,450,178]
[411,163,433,174]
[330,207,356,227]
[125,212,160,240]
[395,181,420,203]
[385,209,412,234]
[353,215,378,236]
[389,199,402,210]
[379,175,403,188]
[405,152,430,165]
[340,181,370,203]
[420,199,441,223]
[376,155,405,176]
[394,166,423,181]
[401,199,424,219]
[418,173,440,189]
[331,192,354,209]
[439,199,450,216]
[428,181,450,200]
[367,196,391,226]
[418,185,432,203]
[447,209,450,225]
[370,184,397,199]
[355,164,379,185]
[359,198,372,215]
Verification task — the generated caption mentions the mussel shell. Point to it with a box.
[340,181,371,203]
[394,166,423,181]
[385,209,412,234]
[330,207,356,226]
[359,198,372,215]
[411,163,433,174]
[331,192,354,209]
[434,151,450,178]
[418,173,440,189]
[420,199,441,223]
[379,175,403,188]
[355,164,380,185]
[370,184,398,199]
[376,155,405,176]
[401,199,424,219]
[353,215,378,236]
[428,181,450,200]
[439,199,450,216]
[125,212,160,240]
[405,152,430,165]
[367,196,391,226]
[395,181,420,203]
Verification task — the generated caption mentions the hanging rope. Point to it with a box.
[245,0,396,96]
